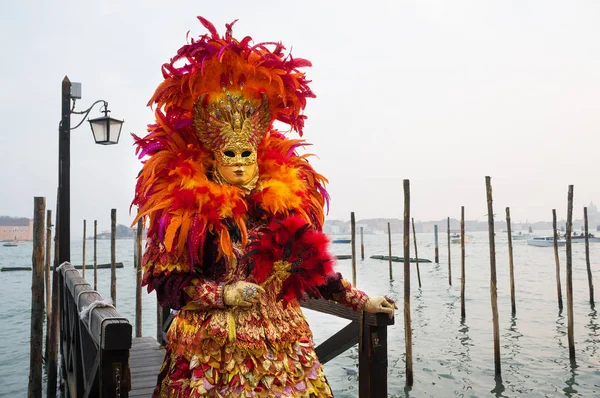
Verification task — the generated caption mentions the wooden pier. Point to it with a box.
[129,337,164,397]
[55,262,394,397]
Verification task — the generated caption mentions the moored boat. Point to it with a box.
[511,232,531,241]
[569,233,600,243]
[527,236,565,247]
[332,238,351,244]
[370,254,432,263]
[450,233,468,244]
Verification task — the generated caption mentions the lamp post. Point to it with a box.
[58,76,123,265]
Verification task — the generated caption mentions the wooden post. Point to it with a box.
[133,226,138,268]
[111,209,117,307]
[403,179,413,386]
[93,220,98,290]
[357,313,392,397]
[506,207,516,315]
[47,192,59,398]
[360,226,364,260]
[485,176,501,377]
[351,212,357,287]
[135,217,143,338]
[552,209,563,310]
[82,219,86,278]
[434,224,439,264]
[411,218,422,288]
[44,209,52,360]
[387,222,393,280]
[447,217,452,285]
[584,207,595,305]
[28,197,45,398]
[565,185,575,360]
[460,206,466,319]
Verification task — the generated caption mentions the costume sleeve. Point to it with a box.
[141,235,227,311]
[146,272,225,311]
[316,272,369,312]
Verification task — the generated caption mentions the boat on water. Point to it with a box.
[450,233,468,244]
[527,236,566,247]
[370,255,432,263]
[332,238,351,244]
[569,233,600,243]
[511,232,531,241]
[2,242,19,247]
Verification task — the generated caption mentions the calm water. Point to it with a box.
[1,231,599,397]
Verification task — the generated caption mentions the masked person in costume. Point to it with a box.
[132,17,397,397]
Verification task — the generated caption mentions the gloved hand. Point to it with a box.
[223,281,265,307]
[364,296,398,319]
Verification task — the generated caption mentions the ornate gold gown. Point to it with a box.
[145,215,367,397]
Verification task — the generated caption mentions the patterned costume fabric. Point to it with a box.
[132,17,369,397]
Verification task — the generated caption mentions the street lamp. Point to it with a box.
[88,102,124,145]
[58,76,124,265]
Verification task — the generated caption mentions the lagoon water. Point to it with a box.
[1,231,599,397]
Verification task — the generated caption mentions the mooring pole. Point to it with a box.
[447,217,452,285]
[388,222,393,280]
[552,209,563,310]
[44,209,52,360]
[460,206,466,319]
[485,176,501,377]
[411,218,421,288]
[584,207,595,305]
[135,217,143,338]
[506,207,516,315]
[434,224,439,264]
[360,226,364,260]
[82,219,87,278]
[403,179,413,386]
[566,185,575,360]
[93,220,97,290]
[28,197,45,398]
[111,209,117,307]
[47,192,59,398]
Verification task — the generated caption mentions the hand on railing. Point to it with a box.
[364,296,397,319]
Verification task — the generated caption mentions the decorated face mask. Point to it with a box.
[217,143,256,166]
[193,91,270,169]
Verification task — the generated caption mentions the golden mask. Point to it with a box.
[193,91,271,167]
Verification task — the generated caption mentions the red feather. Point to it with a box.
[197,16,218,39]
[247,215,335,304]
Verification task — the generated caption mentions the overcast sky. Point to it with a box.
[2,0,600,236]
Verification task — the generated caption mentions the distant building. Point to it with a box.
[0,217,34,241]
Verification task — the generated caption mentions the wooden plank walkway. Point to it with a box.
[130,337,165,397]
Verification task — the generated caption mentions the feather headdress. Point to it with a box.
[132,17,329,274]
[150,16,315,135]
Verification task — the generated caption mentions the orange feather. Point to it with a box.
[164,213,182,252]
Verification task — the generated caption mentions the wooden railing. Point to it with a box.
[157,298,394,397]
[301,299,394,397]
[59,262,132,397]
